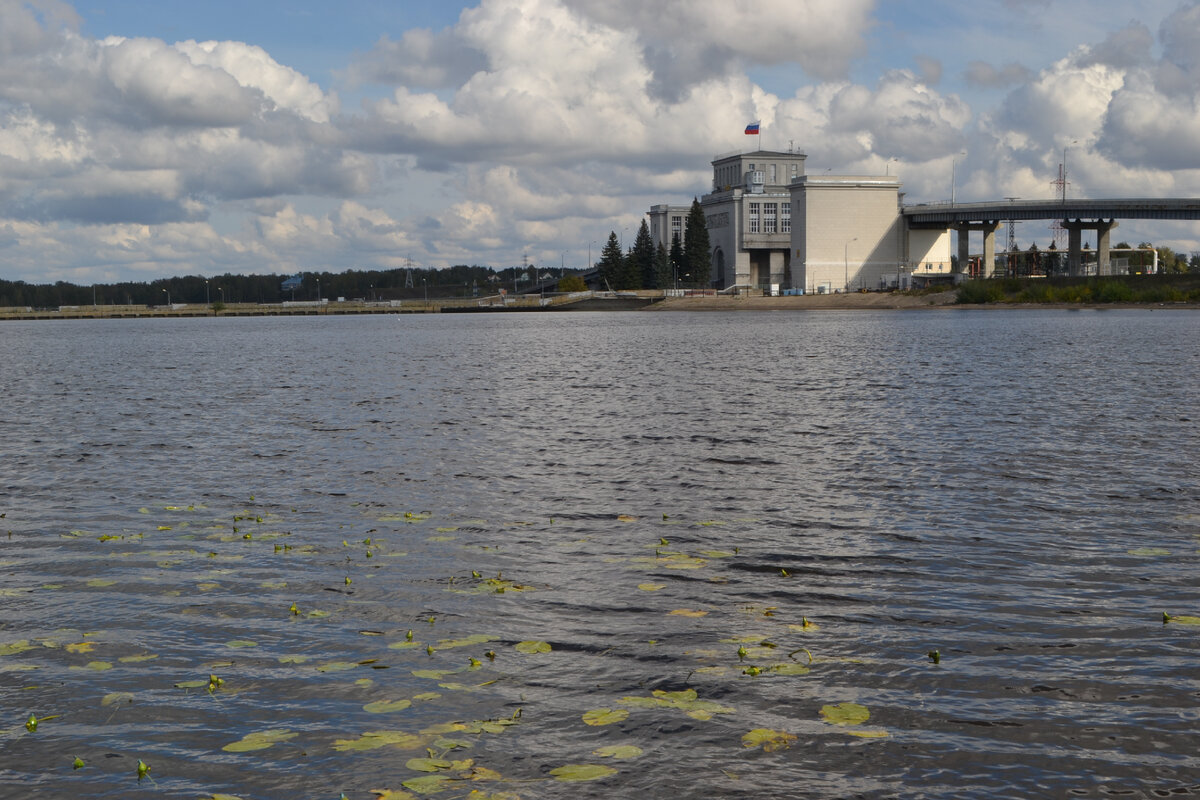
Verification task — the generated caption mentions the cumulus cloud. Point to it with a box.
[343,28,488,89]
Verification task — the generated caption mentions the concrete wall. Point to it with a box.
[907,229,952,274]
[790,176,903,292]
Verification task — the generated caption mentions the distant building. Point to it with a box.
[649,149,951,292]
[280,274,302,293]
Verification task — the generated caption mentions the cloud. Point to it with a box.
[1074,20,1153,70]
[343,28,488,90]
[568,0,873,99]
[965,61,1033,89]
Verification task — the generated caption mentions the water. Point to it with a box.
[0,309,1198,799]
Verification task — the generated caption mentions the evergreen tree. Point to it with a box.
[683,198,711,288]
[654,242,672,290]
[597,231,624,290]
[669,232,684,287]
[630,219,655,289]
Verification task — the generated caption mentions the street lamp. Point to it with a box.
[218,287,225,305]
[315,278,321,302]
[844,237,857,292]
[205,279,210,305]
[950,150,966,204]
[162,288,170,307]
[423,278,428,304]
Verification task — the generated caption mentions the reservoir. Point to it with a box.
[1,309,1198,798]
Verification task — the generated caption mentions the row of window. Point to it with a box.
[747,202,790,234]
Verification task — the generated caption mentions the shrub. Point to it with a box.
[557,275,588,292]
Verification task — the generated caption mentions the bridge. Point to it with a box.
[903,198,1200,277]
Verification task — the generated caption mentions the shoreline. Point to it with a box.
[5,290,1200,320]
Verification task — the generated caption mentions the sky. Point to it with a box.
[3,0,1200,284]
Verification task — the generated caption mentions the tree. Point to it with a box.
[654,242,672,290]
[1190,252,1200,273]
[630,219,655,289]
[596,231,624,290]
[557,274,587,292]
[669,232,684,287]
[683,197,711,288]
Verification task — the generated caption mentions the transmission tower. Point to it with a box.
[1050,161,1069,249]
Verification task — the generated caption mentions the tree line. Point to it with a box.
[596,198,712,290]
[0,264,573,309]
[997,240,1200,278]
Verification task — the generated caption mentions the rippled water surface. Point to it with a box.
[1,309,1199,799]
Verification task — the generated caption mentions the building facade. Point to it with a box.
[648,149,952,293]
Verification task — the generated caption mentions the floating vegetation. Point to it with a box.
[819,702,888,738]
[222,729,298,752]
[332,730,425,752]
[549,763,618,782]
[637,583,665,591]
[582,708,628,726]
[513,641,551,655]
[618,688,734,721]
[364,698,413,714]
[594,744,642,759]
[742,728,797,752]
[1163,612,1200,625]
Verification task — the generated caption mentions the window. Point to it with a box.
[781,202,791,233]
[770,164,777,183]
[748,202,760,234]
[763,203,776,234]
[671,216,683,239]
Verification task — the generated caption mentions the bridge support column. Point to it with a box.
[1067,223,1082,275]
[981,222,1000,279]
[1062,219,1117,276]
[956,224,970,274]
[1096,220,1117,276]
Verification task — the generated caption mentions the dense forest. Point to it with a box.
[0,264,579,308]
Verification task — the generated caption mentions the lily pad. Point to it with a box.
[332,730,425,752]
[594,744,643,759]
[316,661,358,672]
[225,640,257,649]
[1164,614,1200,625]
[222,729,298,752]
[435,634,498,649]
[549,764,618,782]
[513,640,551,654]
[820,702,870,726]
[669,609,708,618]
[400,774,454,795]
[101,692,134,707]
[582,708,628,726]
[405,757,454,772]
[742,728,797,752]
[1128,547,1170,556]
[364,698,413,714]
[637,583,665,591]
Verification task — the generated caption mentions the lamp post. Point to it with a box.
[218,287,225,305]
[950,150,966,205]
[162,288,170,307]
[315,278,321,302]
[885,157,898,175]
[205,279,210,305]
[423,278,428,305]
[844,237,857,293]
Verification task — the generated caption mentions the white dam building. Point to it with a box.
[649,150,952,292]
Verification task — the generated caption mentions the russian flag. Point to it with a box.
[744,121,760,135]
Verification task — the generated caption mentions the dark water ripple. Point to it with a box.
[0,310,1198,799]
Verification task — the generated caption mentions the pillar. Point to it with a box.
[1096,220,1117,276]
[1067,222,1082,276]
[956,224,970,274]
[981,222,1000,278]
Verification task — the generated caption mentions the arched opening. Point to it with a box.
[713,248,727,289]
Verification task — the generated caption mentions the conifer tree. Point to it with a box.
[683,198,711,288]
[654,242,672,290]
[631,219,655,289]
[669,231,684,287]
[597,231,624,290]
